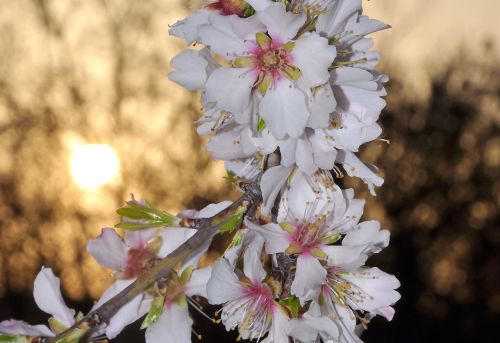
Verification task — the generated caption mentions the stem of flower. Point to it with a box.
[47,182,262,343]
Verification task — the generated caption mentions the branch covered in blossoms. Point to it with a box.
[1,1,400,342]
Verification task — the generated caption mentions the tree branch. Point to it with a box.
[47,181,262,343]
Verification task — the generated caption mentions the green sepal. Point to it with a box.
[48,317,67,334]
[223,171,239,184]
[279,295,301,318]
[257,117,266,132]
[219,206,246,234]
[54,328,87,343]
[115,200,179,231]
[0,334,28,343]
[242,6,256,17]
[140,296,165,330]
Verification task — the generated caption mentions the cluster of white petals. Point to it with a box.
[168,0,400,341]
[0,1,400,343]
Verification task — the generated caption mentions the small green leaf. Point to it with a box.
[223,171,239,184]
[140,296,165,330]
[257,117,266,132]
[279,295,301,318]
[242,6,256,17]
[219,206,246,234]
[115,199,179,231]
[55,328,86,343]
[0,334,28,343]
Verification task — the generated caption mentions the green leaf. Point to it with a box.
[279,295,301,318]
[54,328,87,343]
[242,6,256,17]
[223,171,239,184]
[115,200,179,231]
[140,296,165,330]
[257,117,266,132]
[0,334,28,343]
[219,206,246,234]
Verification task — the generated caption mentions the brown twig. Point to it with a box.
[47,181,262,343]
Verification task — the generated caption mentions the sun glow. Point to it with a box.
[70,144,120,190]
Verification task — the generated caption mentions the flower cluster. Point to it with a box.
[0,1,400,342]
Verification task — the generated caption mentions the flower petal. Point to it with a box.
[185,266,213,298]
[0,320,53,337]
[125,228,157,251]
[260,165,293,215]
[293,33,336,88]
[243,241,266,283]
[168,49,210,91]
[207,258,243,304]
[145,304,192,343]
[158,228,197,258]
[93,279,151,339]
[291,255,326,303]
[257,3,306,41]
[33,267,75,328]
[87,228,127,271]
[288,315,339,342]
[259,80,309,139]
[245,219,289,254]
[205,67,255,115]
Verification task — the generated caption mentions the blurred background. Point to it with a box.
[0,0,498,342]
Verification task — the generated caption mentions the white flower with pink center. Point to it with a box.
[207,248,289,342]
[197,2,336,139]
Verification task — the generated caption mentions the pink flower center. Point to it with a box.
[122,248,156,279]
[290,223,321,254]
[207,0,249,16]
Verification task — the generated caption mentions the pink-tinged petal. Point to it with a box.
[257,3,306,41]
[260,165,293,215]
[168,10,211,44]
[87,228,127,271]
[0,320,54,337]
[168,49,209,91]
[245,219,288,254]
[145,304,192,343]
[242,241,266,282]
[207,258,244,304]
[205,67,255,115]
[260,80,309,139]
[288,315,339,342]
[372,306,396,321]
[92,279,150,339]
[125,228,157,251]
[33,268,75,328]
[158,228,197,258]
[291,255,326,303]
[185,266,213,298]
[293,33,336,88]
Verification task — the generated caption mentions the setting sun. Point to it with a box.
[70,144,120,190]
